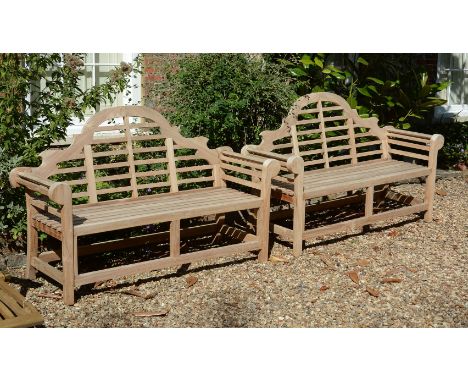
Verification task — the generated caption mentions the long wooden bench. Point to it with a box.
[242,92,444,256]
[10,106,280,305]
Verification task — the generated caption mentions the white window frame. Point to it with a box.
[435,53,468,123]
[67,53,141,136]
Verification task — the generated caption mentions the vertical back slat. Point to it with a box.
[317,101,329,168]
[165,138,178,192]
[83,144,97,203]
[124,116,138,198]
[290,121,301,156]
[347,117,358,165]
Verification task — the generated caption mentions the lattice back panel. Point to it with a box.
[38,107,216,204]
[263,93,386,170]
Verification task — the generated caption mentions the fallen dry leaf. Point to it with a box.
[382,277,403,283]
[402,265,417,273]
[270,255,289,263]
[118,288,157,299]
[37,293,62,300]
[319,254,335,269]
[319,285,330,292]
[347,271,360,284]
[356,259,371,267]
[436,189,448,196]
[132,308,169,317]
[366,286,380,297]
[387,230,399,238]
[186,275,198,287]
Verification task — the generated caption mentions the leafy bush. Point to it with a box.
[145,54,296,152]
[413,122,468,169]
[0,53,136,240]
[269,53,448,130]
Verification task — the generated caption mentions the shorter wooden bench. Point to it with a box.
[242,92,444,256]
[10,106,280,305]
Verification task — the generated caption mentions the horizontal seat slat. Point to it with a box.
[67,188,262,235]
[300,160,430,198]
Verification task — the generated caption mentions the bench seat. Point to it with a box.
[33,187,262,236]
[302,160,430,198]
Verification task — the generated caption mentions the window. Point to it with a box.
[436,53,468,122]
[68,53,141,135]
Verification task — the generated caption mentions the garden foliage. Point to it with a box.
[0,53,136,239]
[145,54,296,152]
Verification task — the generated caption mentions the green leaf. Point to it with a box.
[290,67,307,77]
[347,95,358,109]
[357,57,369,66]
[322,68,331,74]
[401,123,411,129]
[357,87,372,97]
[367,77,384,85]
[314,56,324,69]
[300,54,313,69]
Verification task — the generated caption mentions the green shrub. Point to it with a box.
[269,53,448,130]
[145,54,296,152]
[0,53,137,240]
[413,122,468,169]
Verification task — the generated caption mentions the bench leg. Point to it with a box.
[363,185,374,232]
[424,172,436,222]
[26,223,38,280]
[292,198,305,257]
[257,206,270,263]
[62,234,76,306]
[25,195,38,280]
[170,220,181,257]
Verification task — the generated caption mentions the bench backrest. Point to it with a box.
[33,106,221,204]
[258,92,388,170]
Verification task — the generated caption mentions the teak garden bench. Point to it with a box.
[242,92,444,256]
[10,106,280,305]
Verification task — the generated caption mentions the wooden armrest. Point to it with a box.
[241,145,304,174]
[383,126,444,151]
[216,147,280,194]
[218,148,280,172]
[9,168,72,205]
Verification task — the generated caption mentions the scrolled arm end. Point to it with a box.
[431,134,444,151]
[48,182,72,205]
[286,155,304,174]
[9,167,33,188]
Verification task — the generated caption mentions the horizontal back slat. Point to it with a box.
[40,106,219,203]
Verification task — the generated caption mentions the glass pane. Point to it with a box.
[96,53,122,65]
[449,70,464,104]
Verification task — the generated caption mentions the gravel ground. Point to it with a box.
[4,176,467,327]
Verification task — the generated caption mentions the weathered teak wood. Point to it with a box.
[10,106,280,305]
[242,92,444,256]
[0,273,44,328]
